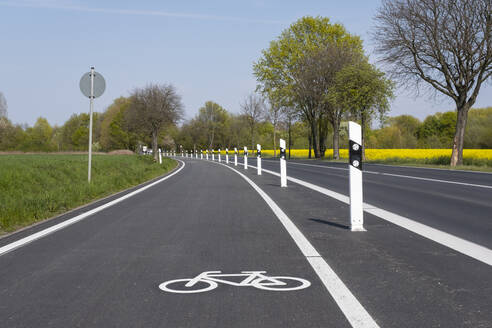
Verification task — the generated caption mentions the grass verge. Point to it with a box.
[0,154,177,234]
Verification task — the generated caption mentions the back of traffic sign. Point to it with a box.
[79,71,106,98]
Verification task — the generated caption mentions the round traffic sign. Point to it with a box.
[80,71,106,98]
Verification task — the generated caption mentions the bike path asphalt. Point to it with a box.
[245,157,492,250]
[221,158,492,327]
[0,159,350,328]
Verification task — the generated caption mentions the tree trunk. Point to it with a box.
[361,113,366,161]
[450,103,470,166]
[273,125,277,158]
[310,120,320,158]
[308,130,312,159]
[152,129,158,161]
[251,125,255,150]
[288,118,292,160]
[332,118,340,160]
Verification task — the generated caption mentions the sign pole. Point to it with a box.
[88,66,95,183]
[349,121,365,231]
[280,139,287,187]
[257,144,262,175]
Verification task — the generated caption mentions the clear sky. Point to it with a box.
[1,0,491,126]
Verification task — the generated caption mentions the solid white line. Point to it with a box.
[214,161,379,328]
[244,163,492,266]
[260,160,492,189]
[365,171,492,189]
[0,160,186,257]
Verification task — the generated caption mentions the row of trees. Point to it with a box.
[0,84,183,161]
[253,0,491,166]
[2,98,491,155]
[253,16,394,160]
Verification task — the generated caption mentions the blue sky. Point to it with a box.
[0,0,491,126]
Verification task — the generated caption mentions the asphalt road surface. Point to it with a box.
[1,156,491,327]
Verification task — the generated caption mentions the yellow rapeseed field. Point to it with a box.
[236,149,492,161]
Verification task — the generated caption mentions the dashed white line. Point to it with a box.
[0,160,186,256]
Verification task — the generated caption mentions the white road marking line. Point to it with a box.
[0,160,186,257]
[215,161,380,328]
[370,162,492,175]
[241,162,492,266]
[260,159,492,189]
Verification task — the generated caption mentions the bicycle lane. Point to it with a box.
[0,158,351,327]
[232,159,492,327]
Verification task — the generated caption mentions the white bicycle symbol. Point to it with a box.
[159,271,311,294]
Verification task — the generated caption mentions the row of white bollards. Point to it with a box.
[165,122,364,231]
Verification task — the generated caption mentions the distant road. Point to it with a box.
[0,157,491,327]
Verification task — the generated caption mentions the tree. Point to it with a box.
[329,60,394,159]
[0,92,7,118]
[100,97,132,151]
[126,84,184,160]
[264,94,285,157]
[196,101,229,149]
[254,16,363,158]
[374,0,492,166]
[240,93,265,149]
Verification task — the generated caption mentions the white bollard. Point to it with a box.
[212,150,215,161]
[206,150,209,160]
[349,121,364,232]
[218,149,221,163]
[280,139,287,187]
[201,150,203,160]
[234,147,238,166]
[226,148,229,164]
[257,144,262,175]
[159,148,162,164]
[244,146,248,170]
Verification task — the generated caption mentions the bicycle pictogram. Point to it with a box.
[159,271,311,294]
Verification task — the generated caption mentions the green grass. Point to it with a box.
[0,154,177,234]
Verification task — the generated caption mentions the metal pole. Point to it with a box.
[88,66,94,183]
[349,121,365,231]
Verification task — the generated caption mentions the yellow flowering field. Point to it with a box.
[246,149,492,161]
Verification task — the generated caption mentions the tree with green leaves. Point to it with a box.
[0,92,7,118]
[196,101,229,150]
[329,60,394,159]
[126,84,183,161]
[254,16,363,158]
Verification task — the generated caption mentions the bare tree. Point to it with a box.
[126,84,184,160]
[265,94,285,157]
[241,93,265,149]
[374,0,492,166]
[0,92,7,118]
